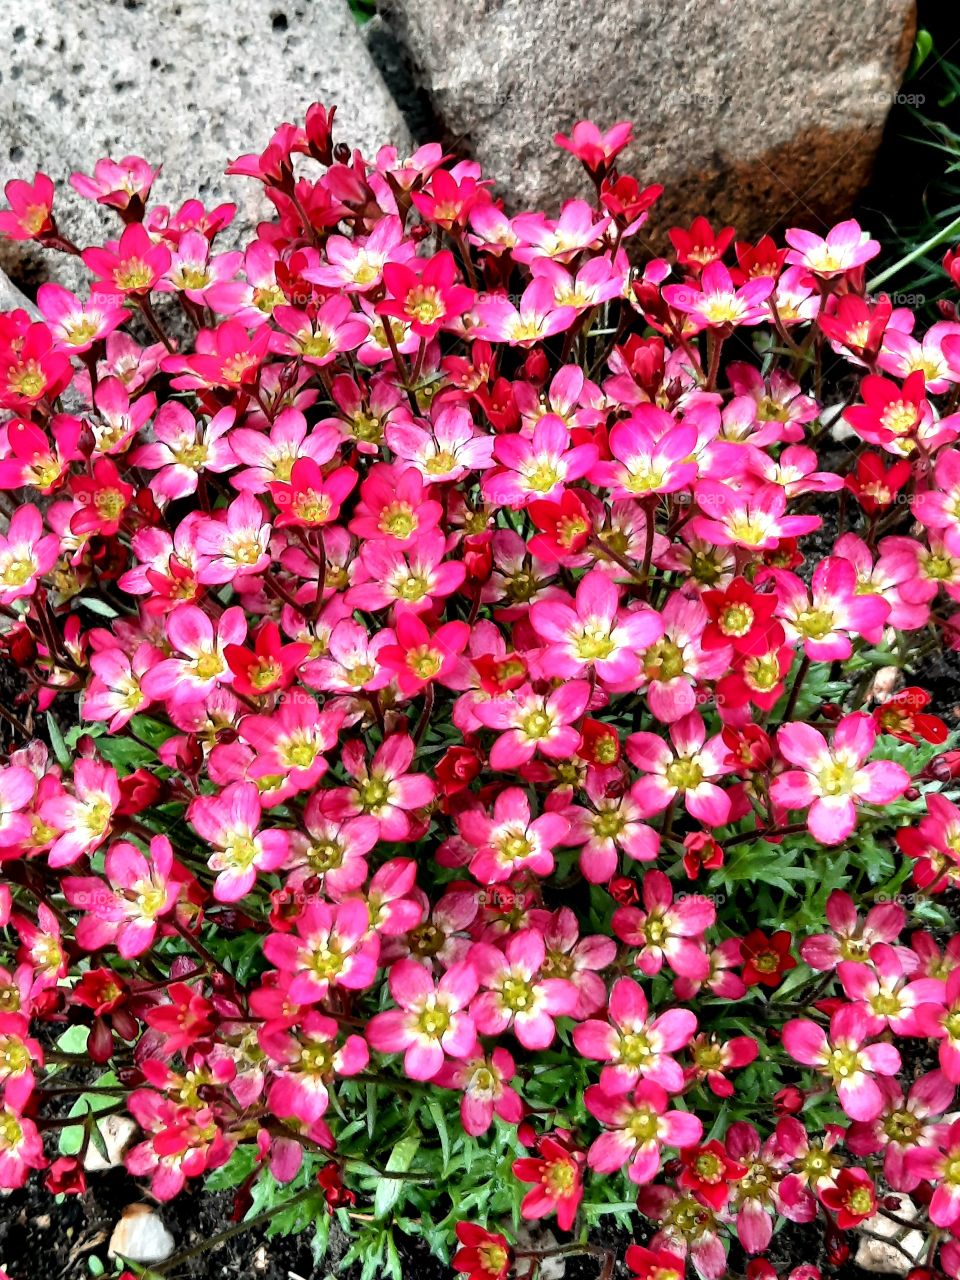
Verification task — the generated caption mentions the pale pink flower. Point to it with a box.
[367,959,478,1080]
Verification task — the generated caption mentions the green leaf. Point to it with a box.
[46,711,70,769]
[426,1099,450,1175]
[373,1131,422,1220]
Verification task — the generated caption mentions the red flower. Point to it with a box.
[677,1138,747,1210]
[668,215,735,271]
[819,293,892,361]
[512,1130,585,1231]
[44,1156,86,1196]
[873,687,947,746]
[378,250,475,339]
[577,718,621,767]
[453,1223,512,1280]
[844,452,911,514]
[732,235,787,283]
[625,1245,686,1280]
[702,578,779,655]
[528,489,592,561]
[0,173,55,242]
[740,929,797,988]
[225,621,310,698]
[820,1167,877,1228]
[69,458,134,536]
[682,832,724,880]
[83,222,171,297]
[436,746,482,797]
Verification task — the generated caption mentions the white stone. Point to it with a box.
[855,1203,925,1276]
[82,1113,138,1172]
[108,1204,176,1264]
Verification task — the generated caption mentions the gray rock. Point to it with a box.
[0,0,411,290]
[378,0,916,241]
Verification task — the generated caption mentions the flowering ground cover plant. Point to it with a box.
[2,106,960,1280]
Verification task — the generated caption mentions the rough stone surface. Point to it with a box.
[377,0,916,242]
[855,1203,924,1275]
[0,266,35,315]
[0,0,411,290]
[108,1204,175,1263]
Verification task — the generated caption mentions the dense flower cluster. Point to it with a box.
[0,104,959,1279]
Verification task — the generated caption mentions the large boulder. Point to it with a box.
[0,0,411,290]
[377,0,916,240]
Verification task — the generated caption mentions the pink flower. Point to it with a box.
[0,505,59,604]
[612,870,716,981]
[37,283,129,353]
[800,890,906,971]
[589,409,699,497]
[511,201,610,265]
[142,604,247,706]
[530,569,663,686]
[627,713,731,827]
[40,760,120,868]
[350,463,442,546]
[472,681,591,770]
[767,557,890,659]
[63,835,180,957]
[573,975,697,1092]
[83,222,171,297]
[554,120,633,173]
[904,1117,960,1228]
[132,402,236,501]
[70,155,158,210]
[303,215,412,292]
[847,1070,953,1191]
[837,941,945,1037]
[189,781,290,902]
[345,530,466,614]
[772,714,910,845]
[457,788,569,884]
[566,773,660,883]
[228,407,339,493]
[782,1005,901,1120]
[274,296,368,366]
[321,734,434,841]
[263,899,379,1005]
[386,404,495,482]
[162,230,243,303]
[470,930,578,1049]
[378,250,474,338]
[263,1012,368,1124]
[0,1105,45,1189]
[784,219,880,277]
[531,906,617,1018]
[692,480,820,549]
[663,262,773,330]
[436,1046,522,1136]
[239,694,344,801]
[585,1080,702,1183]
[635,592,730,723]
[367,959,478,1080]
[483,415,597,507]
[472,279,576,346]
[0,173,55,242]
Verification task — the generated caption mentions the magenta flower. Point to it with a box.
[0,172,54,242]
[589,409,699,498]
[483,415,597,507]
[837,941,946,1037]
[378,249,474,339]
[263,899,379,1006]
[847,1070,953,1192]
[376,612,470,697]
[511,201,610,265]
[904,1117,960,1228]
[63,835,180,957]
[189,781,290,902]
[142,604,246,707]
[0,1104,45,1189]
[692,480,820,550]
[227,406,339,493]
[634,591,729,723]
[367,959,478,1081]
[573,975,697,1092]
[274,295,368,366]
[240,694,344,802]
[345,530,466,614]
[772,713,910,845]
[800,890,906,971]
[40,760,120,868]
[586,1079,702,1184]
[612,871,715,981]
[784,219,880,277]
[457,787,569,883]
[436,1045,522,1136]
[566,773,660,884]
[0,505,59,605]
[83,222,171,297]
[263,1012,368,1125]
[386,404,495,483]
[303,215,412,292]
[71,155,158,210]
[530,569,663,686]
[627,713,731,827]
[350,463,442,547]
[470,929,578,1050]
[133,402,236,501]
[664,261,773,331]
[321,734,435,841]
[472,681,591,770]
[37,283,128,353]
[782,1005,901,1120]
[767,556,890,659]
